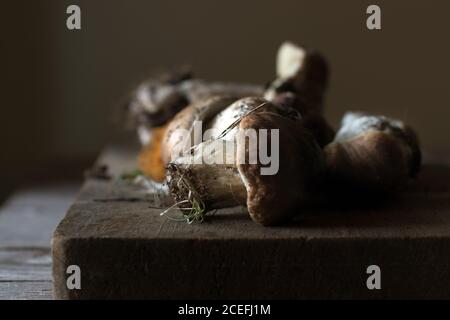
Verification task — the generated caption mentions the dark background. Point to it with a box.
[1,0,449,199]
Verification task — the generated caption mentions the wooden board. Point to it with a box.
[52,145,450,299]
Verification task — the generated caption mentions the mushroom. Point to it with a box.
[138,96,237,181]
[126,68,193,145]
[133,42,332,182]
[265,42,335,147]
[138,124,168,182]
[125,69,263,145]
[271,92,335,147]
[166,97,324,225]
[237,111,325,225]
[323,112,421,192]
[265,41,329,114]
[161,96,240,165]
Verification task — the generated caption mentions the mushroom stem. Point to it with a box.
[265,41,329,114]
[166,139,247,211]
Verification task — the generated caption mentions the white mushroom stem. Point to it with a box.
[166,139,247,209]
[276,41,307,79]
[264,41,329,115]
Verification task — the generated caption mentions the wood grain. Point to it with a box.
[0,183,78,300]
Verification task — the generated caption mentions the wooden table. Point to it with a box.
[51,145,450,299]
[0,183,78,299]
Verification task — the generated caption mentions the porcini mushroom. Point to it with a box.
[166,97,324,225]
[323,112,421,192]
[161,96,240,165]
[265,42,335,147]
[125,69,263,145]
[129,72,264,181]
[265,41,329,114]
[271,92,335,147]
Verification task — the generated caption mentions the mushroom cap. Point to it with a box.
[126,73,263,131]
[180,80,263,104]
[271,92,335,147]
[335,111,421,177]
[125,67,192,129]
[138,124,168,182]
[206,96,295,141]
[161,96,238,164]
[236,112,324,226]
[324,130,412,192]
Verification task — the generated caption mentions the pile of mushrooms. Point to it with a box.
[125,42,421,226]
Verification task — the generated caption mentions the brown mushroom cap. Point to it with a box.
[137,124,168,182]
[271,92,335,147]
[161,96,238,165]
[324,112,422,192]
[334,111,421,177]
[126,71,192,129]
[126,73,263,132]
[324,130,411,192]
[207,96,298,140]
[237,112,324,225]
